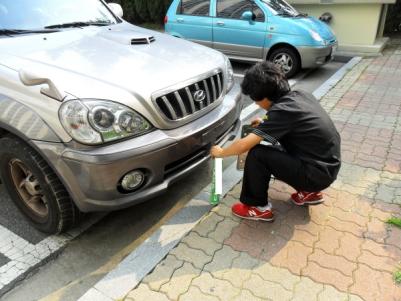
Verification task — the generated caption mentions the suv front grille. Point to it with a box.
[155,72,224,121]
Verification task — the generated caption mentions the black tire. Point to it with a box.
[0,135,80,234]
[268,47,301,78]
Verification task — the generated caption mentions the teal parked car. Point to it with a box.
[165,0,337,77]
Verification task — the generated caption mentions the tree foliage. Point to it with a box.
[385,0,401,33]
[106,0,173,24]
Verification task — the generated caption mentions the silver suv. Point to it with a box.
[0,0,241,233]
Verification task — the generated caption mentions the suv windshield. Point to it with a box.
[0,0,118,32]
[261,0,300,17]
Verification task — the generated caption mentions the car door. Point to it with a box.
[213,0,268,60]
[172,0,213,48]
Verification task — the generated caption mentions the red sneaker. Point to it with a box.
[231,203,274,221]
[291,191,324,206]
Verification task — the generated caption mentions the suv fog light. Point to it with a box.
[121,170,145,191]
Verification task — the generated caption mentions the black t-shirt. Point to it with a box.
[252,90,341,183]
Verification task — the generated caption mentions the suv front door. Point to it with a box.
[174,0,213,47]
[213,0,267,60]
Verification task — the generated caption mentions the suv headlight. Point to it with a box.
[225,56,235,92]
[59,99,152,145]
[309,30,323,42]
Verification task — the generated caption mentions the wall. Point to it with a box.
[287,0,396,54]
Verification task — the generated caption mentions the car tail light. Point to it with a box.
[164,16,168,24]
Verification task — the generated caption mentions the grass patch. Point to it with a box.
[395,269,401,284]
[387,217,401,229]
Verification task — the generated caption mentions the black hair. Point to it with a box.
[240,61,290,102]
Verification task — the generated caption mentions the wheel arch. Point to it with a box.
[267,43,302,68]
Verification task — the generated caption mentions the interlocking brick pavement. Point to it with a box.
[125,42,401,300]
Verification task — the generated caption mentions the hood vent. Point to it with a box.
[98,29,156,46]
[131,36,156,45]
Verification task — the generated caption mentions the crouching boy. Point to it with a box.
[210,62,341,221]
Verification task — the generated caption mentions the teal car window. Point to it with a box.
[176,0,210,16]
[0,0,117,30]
[217,0,265,22]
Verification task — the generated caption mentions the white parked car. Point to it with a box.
[0,0,241,233]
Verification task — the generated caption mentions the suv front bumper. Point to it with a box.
[33,85,242,212]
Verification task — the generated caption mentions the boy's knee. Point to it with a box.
[248,145,266,160]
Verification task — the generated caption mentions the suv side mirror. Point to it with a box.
[108,3,123,18]
[19,70,66,101]
[241,11,254,22]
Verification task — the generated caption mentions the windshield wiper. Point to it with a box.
[276,12,294,17]
[45,21,112,29]
[0,29,59,36]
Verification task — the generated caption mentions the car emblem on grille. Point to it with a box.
[193,90,206,103]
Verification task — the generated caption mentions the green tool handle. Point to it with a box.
[210,159,220,206]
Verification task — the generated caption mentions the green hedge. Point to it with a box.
[107,0,173,24]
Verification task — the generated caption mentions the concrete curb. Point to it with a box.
[313,57,362,100]
[78,58,361,301]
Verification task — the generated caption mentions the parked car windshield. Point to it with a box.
[0,0,118,31]
[261,0,299,17]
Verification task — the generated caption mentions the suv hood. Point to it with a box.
[0,23,226,101]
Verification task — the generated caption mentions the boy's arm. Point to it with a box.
[211,133,263,158]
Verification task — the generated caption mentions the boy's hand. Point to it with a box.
[251,117,263,128]
[210,145,224,158]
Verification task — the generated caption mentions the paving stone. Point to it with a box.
[159,262,200,300]
[358,250,399,274]
[193,213,225,237]
[364,218,390,244]
[361,239,401,262]
[220,251,260,288]
[302,261,353,292]
[204,245,240,276]
[192,272,241,300]
[264,241,312,275]
[243,273,292,301]
[317,284,349,301]
[335,232,363,262]
[386,226,401,249]
[309,249,356,277]
[211,203,235,219]
[125,284,169,301]
[326,216,366,238]
[179,286,219,301]
[182,232,221,256]
[231,289,263,301]
[169,243,211,270]
[373,202,401,215]
[208,218,240,243]
[350,263,401,301]
[315,227,343,254]
[142,255,183,291]
[292,277,324,301]
[330,206,369,227]
[253,262,300,290]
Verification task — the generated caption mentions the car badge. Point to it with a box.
[193,90,206,103]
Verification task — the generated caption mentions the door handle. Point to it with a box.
[177,18,184,23]
[217,21,225,26]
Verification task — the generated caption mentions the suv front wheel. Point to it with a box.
[0,136,80,234]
